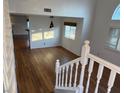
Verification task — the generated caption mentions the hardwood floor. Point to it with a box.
[13,35,79,93]
[83,62,120,93]
[13,35,119,93]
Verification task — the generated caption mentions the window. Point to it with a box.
[64,22,76,40]
[107,28,120,51]
[32,32,43,41]
[107,4,120,51]
[44,31,54,39]
[31,30,54,41]
[112,5,120,20]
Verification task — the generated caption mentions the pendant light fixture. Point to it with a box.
[49,16,54,29]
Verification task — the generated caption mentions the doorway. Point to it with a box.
[10,14,30,49]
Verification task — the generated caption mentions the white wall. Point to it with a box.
[9,0,96,18]
[8,0,120,66]
[29,15,61,49]
[8,0,97,47]
[61,17,83,56]
[90,0,120,66]
[10,15,28,35]
[16,15,83,56]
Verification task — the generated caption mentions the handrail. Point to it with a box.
[55,40,120,93]
[87,53,120,74]
[60,57,81,68]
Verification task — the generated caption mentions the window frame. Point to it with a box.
[64,22,77,40]
[107,27,120,51]
[106,4,120,51]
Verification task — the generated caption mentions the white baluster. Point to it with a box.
[62,67,65,87]
[94,64,104,93]
[78,40,90,93]
[55,60,60,88]
[69,64,74,87]
[65,65,69,87]
[85,59,94,93]
[74,62,79,87]
[107,71,116,93]
[59,68,62,87]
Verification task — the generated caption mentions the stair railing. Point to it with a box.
[55,40,120,93]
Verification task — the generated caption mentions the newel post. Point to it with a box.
[78,40,90,93]
[55,59,60,88]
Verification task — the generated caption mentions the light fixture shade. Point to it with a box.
[50,21,54,28]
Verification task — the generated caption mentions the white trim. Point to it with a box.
[60,57,81,68]
[87,53,120,74]
[55,87,79,91]
[55,40,120,93]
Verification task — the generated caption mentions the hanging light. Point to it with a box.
[50,21,54,28]
[49,16,54,29]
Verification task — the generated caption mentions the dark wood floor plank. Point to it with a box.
[13,35,119,93]
[13,36,79,93]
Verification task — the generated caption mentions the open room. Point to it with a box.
[3,0,120,93]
